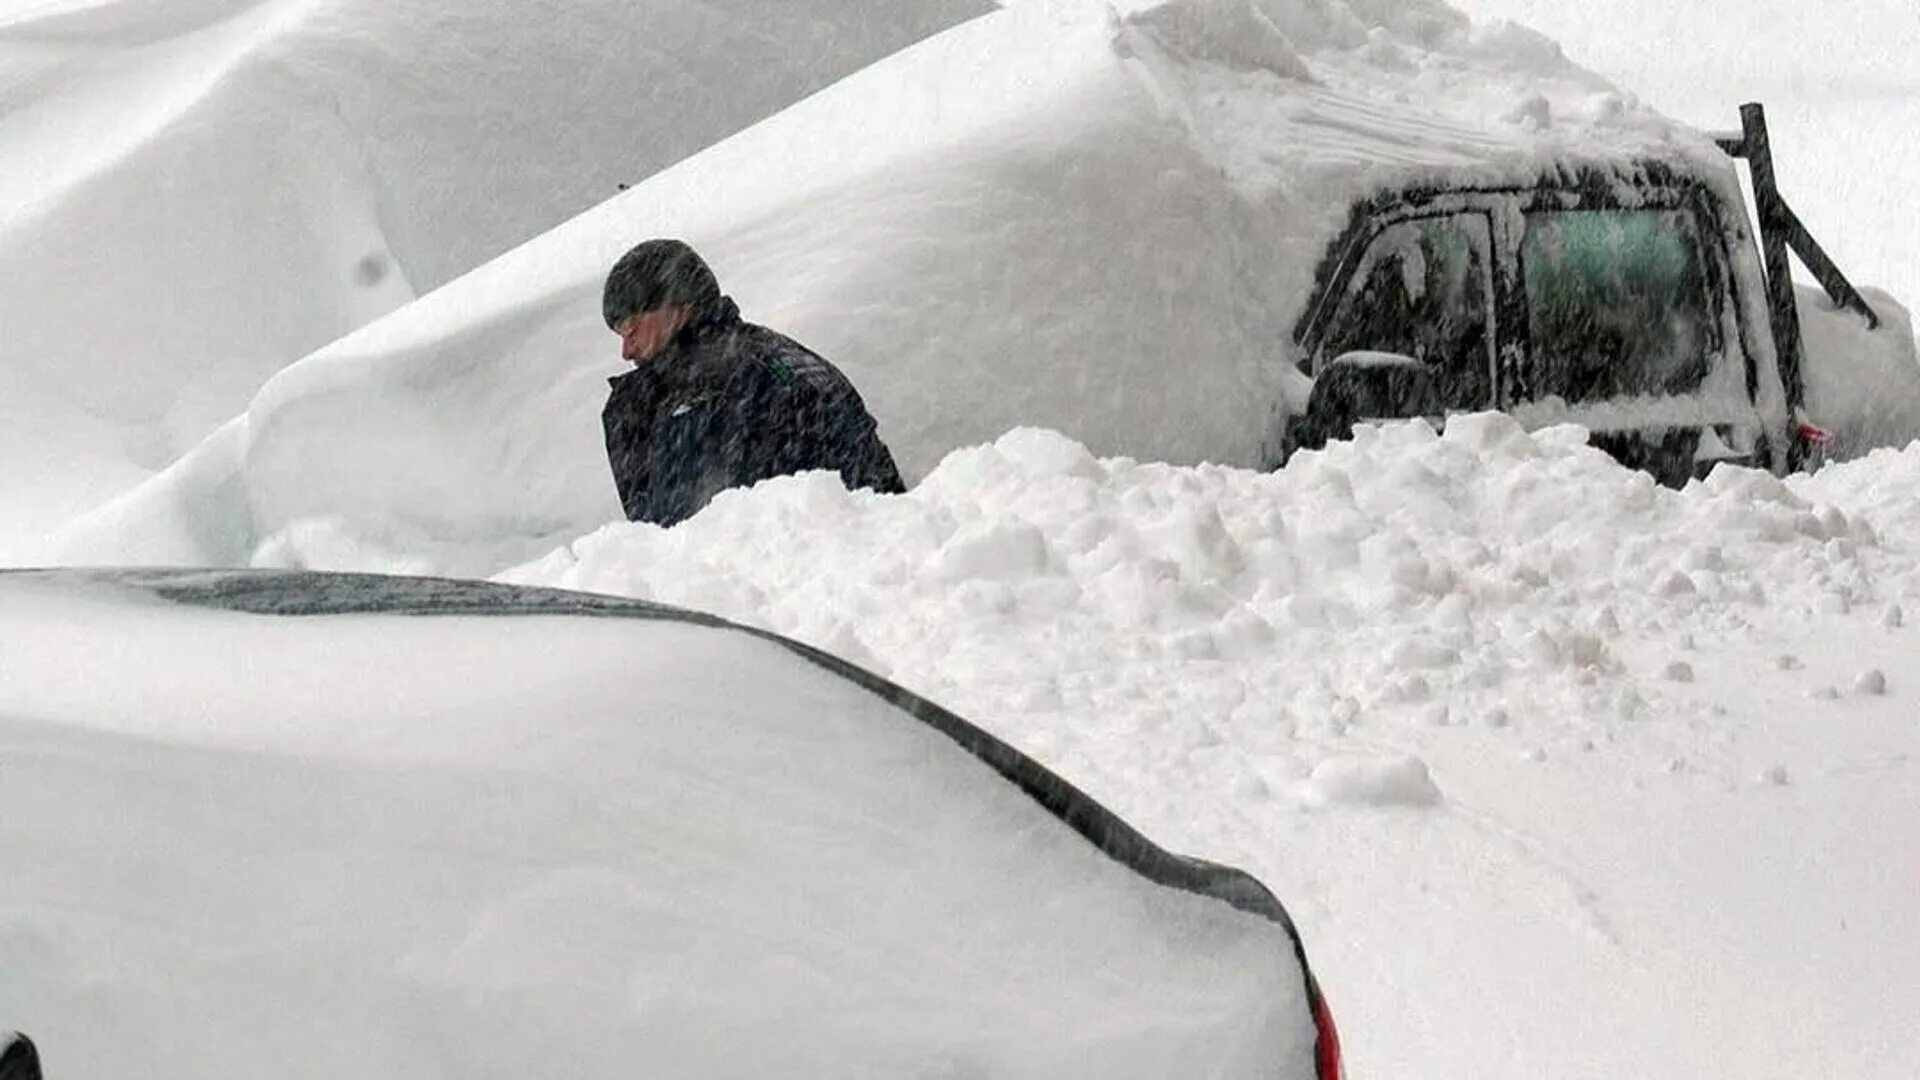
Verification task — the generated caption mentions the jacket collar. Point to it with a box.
[676,296,741,341]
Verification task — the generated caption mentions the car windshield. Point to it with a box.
[1520,208,1718,404]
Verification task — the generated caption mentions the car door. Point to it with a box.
[1502,186,1765,477]
[1313,206,1500,416]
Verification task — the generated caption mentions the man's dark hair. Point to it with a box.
[602,239,722,328]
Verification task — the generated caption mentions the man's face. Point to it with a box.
[614,307,689,364]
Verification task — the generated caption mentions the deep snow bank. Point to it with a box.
[33,414,1920,1079]
[488,416,1896,759]
[483,416,1920,1080]
[0,0,988,548]
[52,0,1728,570]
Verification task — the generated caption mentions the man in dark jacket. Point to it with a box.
[600,239,905,527]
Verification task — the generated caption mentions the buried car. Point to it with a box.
[1278,104,1917,486]
[0,569,1338,1080]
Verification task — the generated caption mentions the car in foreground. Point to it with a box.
[0,568,1338,1079]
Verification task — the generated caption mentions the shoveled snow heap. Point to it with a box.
[0,0,988,548]
[482,415,1920,1080]
[22,407,1920,1078]
[47,0,1740,571]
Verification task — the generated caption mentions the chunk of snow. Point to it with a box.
[1799,287,1920,460]
[1302,754,1443,807]
[1121,0,1318,81]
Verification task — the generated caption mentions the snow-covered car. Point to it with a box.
[1279,107,1918,485]
[0,568,1339,1080]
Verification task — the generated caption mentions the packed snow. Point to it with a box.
[505,416,1918,1080]
[5,0,1920,1078]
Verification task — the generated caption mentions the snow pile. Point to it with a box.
[0,578,1309,1078]
[1121,0,1318,79]
[23,416,1920,1078]
[476,417,1920,1079]
[0,0,988,548]
[1798,286,1920,457]
[1300,754,1444,807]
[45,0,1721,569]
[479,416,1892,790]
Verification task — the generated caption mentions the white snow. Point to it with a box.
[24,409,1920,1077]
[479,417,1919,1080]
[1798,286,1920,457]
[5,1,1920,1078]
[0,0,988,549]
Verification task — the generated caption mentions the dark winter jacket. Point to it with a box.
[602,297,905,527]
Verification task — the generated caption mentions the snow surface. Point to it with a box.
[1798,285,1920,459]
[8,1,1920,1078]
[0,0,989,547]
[23,413,1920,1078]
[0,573,1313,1079]
[490,417,1920,1080]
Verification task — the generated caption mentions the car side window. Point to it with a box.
[1520,208,1717,404]
[1321,213,1495,410]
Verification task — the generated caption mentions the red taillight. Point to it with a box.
[1310,977,1343,1080]
[1797,422,1835,449]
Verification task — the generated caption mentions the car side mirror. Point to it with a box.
[1288,351,1444,453]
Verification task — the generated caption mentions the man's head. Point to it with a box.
[602,239,721,364]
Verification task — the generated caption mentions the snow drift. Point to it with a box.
[24,410,1920,1078]
[0,0,989,548]
[504,416,1920,1080]
[1798,285,1920,459]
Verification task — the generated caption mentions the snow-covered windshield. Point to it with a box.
[1520,208,1718,404]
[1322,214,1497,410]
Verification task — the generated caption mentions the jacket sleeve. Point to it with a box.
[602,387,651,522]
[724,361,907,494]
